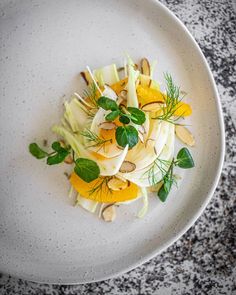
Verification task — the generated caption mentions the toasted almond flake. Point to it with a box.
[99,122,117,130]
[80,71,92,85]
[64,154,73,164]
[117,66,125,72]
[107,177,128,191]
[175,125,195,146]
[134,63,139,70]
[118,89,127,100]
[102,204,116,222]
[141,58,151,76]
[141,101,164,112]
[119,161,136,173]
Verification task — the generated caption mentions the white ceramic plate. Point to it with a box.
[0,0,224,284]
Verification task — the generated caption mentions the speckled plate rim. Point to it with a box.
[1,0,225,285]
[70,0,225,285]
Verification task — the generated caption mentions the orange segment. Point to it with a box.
[99,117,122,142]
[174,102,192,117]
[136,85,165,106]
[137,85,192,117]
[110,78,128,94]
[70,173,139,203]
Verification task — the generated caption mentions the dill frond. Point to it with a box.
[88,177,113,198]
[83,82,99,108]
[80,128,112,151]
[153,73,185,124]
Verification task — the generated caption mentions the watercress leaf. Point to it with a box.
[127,107,146,125]
[51,141,62,152]
[116,125,138,148]
[47,150,69,165]
[97,96,118,111]
[105,110,120,121]
[158,179,173,202]
[176,147,195,168]
[119,115,130,124]
[74,158,100,183]
[29,143,48,159]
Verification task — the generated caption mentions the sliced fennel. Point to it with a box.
[137,187,148,218]
[93,64,120,86]
[119,123,175,187]
[125,121,170,171]
[64,98,89,132]
[127,63,139,108]
[76,194,98,213]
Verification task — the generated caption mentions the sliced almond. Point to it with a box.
[119,161,136,173]
[117,66,125,72]
[102,204,116,222]
[99,122,117,130]
[107,177,128,191]
[175,125,195,146]
[141,101,164,112]
[134,63,139,70]
[64,154,73,164]
[141,58,151,76]
[118,89,127,100]
[80,71,93,85]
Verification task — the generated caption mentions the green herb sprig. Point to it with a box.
[97,96,146,148]
[29,142,70,165]
[145,147,194,202]
[153,73,186,124]
[80,128,112,151]
[29,141,100,183]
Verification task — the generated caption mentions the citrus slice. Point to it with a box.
[70,173,139,203]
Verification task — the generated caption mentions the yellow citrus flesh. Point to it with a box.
[110,78,128,94]
[137,85,192,117]
[70,173,139,203]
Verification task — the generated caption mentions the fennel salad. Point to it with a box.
[29,56,195,222]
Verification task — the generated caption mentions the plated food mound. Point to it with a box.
[29,55,195,221]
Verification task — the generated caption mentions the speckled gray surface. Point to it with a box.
[0,0,235,294]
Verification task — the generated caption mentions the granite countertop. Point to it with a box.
[0,0,235,294]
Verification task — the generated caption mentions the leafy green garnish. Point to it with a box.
[47,141,70,165]
[153,73,185,124]
[29,143,49,159]
[74,158,100,183]
[116,125,138,148]
[176,147,195,168]
[158,178,174,202]
[97,95,145,148]
[97,96,118,111]
[144,147,194,202]
[127,107,146,125]
[29,141,70,164]
[119,115,130,124]
[105,110,120,121]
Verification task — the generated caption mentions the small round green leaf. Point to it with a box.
[176,147,195,169]
[97,96,118,111]
[105,110,120,121]
[29,143,48,159]
[74,158,100,183]
[115,125,138,148]
[119,115,130,124]
[47,150,69,165]
[127,107,146,125]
